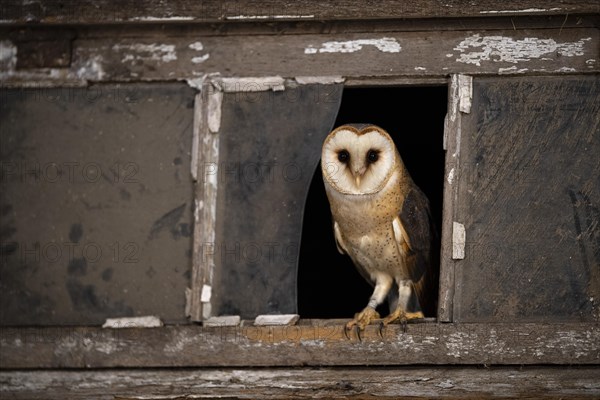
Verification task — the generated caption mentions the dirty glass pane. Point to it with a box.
[0,84,195,325]
[212,84,342,318]
[455,76,600,322]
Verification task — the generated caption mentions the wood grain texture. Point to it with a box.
[1,27,598,86]
[1,0,598,25]
[438,75,464,322]
[2,366,600,399]
[1,322,598,368]
[454,75,600,323]
[189,83,221,321]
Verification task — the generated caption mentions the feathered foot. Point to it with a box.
[344,306,380,341]
[382,308,424,333]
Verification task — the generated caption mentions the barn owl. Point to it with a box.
[321,124,437,337]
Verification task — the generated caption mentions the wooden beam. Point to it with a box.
[1,0,598,25]
[1,27,597,87]
[1,322,598,368]
[2,366,599,399]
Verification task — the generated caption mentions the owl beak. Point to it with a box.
[355,175,361,187]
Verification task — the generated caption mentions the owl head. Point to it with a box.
[321,124,399,195]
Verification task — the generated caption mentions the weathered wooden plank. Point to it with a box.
[438,74,467,322]
[453,75,600,323]
[1,322,598,368]
[188,81,221,322]
[1,28,598,86]
[1,0,598,25]
[2,366,600,399]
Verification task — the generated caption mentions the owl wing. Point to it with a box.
[333,221,348,255]
[392,185,437,315]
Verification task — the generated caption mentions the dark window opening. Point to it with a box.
[298,86,447,319]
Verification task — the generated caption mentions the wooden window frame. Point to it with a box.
[2,76,598,370]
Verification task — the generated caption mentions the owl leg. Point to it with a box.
[345,275,392,339]
[382,280,424,329]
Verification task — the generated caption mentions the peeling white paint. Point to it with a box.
[131,16,195,21]
[255,314,300,326]
[479,8,562,14]
[215,76,286,92]
[201,284,212,302]
[188,41,210,63]
[295,76,345,85]
[192,54,210,64]
[207,88,223,133]
[304,37,401,54]
[189,41,204,51]
[555,66,577,72]
[75,55,106,81]
[414,66,427,71]
[454,35,591,66]
[458,75,472,114]
[204,315,241,327]
[498,66,529,74]
[102,316,163,329]
[190,92,203,180]
[447,168,455,185]
[113,43,177,63]
[226,14,315,20]
[446,332,470,358]
[452,222,466,260]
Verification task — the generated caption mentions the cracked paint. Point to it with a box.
[453,35,591,66]
[305,37,401,54]
[113,43,177,63]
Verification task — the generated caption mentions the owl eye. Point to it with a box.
[338,150,350,163]
[366,149,379,163]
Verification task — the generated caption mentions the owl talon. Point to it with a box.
[401,318,408,333]
[343,325,350,340]
[355,325,363,342]
[377,321,385,339]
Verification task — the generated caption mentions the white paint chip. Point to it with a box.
[131,16,195,21]
[454,35,591,66]
[216,76,286,92]
[102,316,163,329]
[295,76,345,85]
[226,14,315,20]
[452,222,466,260]
[304,37,401,54]
[192,54,210,64]
[458,75,472,114]
[201,284,212,302]
[189,41,204,51]
[255,314,300,326]
[479,8,562,14]
[447,168,455,185]
[204,315,241,327]
[207,89,223,133]
[189,41,210,64]
[113,43,177,63]
[498,66,529,74]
